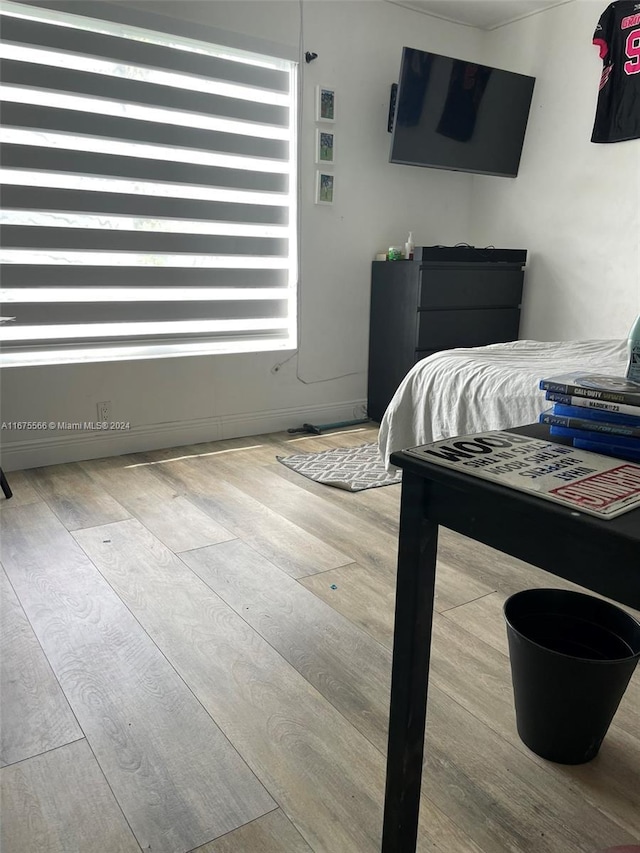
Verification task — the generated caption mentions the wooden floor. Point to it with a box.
[1,425,638,853]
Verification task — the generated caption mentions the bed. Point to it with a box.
[378,338,628,471]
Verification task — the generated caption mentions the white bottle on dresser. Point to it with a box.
[404,232,415,261]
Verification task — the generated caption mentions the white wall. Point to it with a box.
[470,0,640,340]
[0,0,484,470]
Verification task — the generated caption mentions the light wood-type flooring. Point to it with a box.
[1,425,638,853]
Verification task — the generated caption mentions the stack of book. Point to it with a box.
[538,372,640,462]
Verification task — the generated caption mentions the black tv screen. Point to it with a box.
[389,47,535,178]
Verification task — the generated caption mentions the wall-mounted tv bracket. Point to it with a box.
[388,83,398,133]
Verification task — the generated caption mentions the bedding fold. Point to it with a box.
[378,339,627,471]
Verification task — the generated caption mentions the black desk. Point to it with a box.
[381,423,640,853]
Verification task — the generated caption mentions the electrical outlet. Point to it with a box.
[97,400,111,422]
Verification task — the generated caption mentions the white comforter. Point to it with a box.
[378,339,627,470]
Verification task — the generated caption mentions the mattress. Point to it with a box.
[378,338,627,471]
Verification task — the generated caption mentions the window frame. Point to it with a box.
[0,0,299,368]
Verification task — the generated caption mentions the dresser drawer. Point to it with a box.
[419,268,523,309]
[416,308,521,350]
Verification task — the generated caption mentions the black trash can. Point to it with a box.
[504,588,640,764]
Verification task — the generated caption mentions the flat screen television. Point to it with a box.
[389,47,535,178]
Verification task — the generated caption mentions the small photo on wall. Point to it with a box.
[316,128,335,163]
[316,86,336,122]
[315,171,335,205]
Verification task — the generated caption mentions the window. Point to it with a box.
[0,1,297,366]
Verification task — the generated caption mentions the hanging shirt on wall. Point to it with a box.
[591,1,640,142]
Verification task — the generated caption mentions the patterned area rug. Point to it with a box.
[277,443,402,492]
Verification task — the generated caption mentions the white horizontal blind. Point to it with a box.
[0,1,297,366]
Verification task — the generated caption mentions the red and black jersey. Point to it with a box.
[591,1,640,143]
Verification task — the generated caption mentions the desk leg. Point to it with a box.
[0,468,12,500]
[381,471,438,853]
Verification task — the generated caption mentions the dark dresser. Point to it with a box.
[367,247,527,422]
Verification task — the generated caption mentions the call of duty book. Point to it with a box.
[539,373,640,407]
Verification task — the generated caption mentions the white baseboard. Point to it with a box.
[1,400,369,471]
